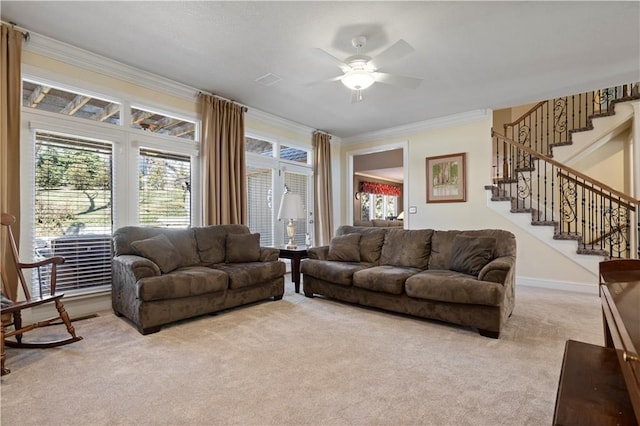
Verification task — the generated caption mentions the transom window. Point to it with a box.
[23,80,121,125]
[131,106,196,140]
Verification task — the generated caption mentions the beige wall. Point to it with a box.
[340,116,597,285]
[23,51,198,115]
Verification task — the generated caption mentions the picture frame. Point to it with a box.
[426,152,466,203]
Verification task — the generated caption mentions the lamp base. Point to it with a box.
[286,219,297,249]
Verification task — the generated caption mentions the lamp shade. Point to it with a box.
[341,70,375,90]
[277,192,305,220]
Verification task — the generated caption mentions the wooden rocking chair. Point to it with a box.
[1,213,82,376]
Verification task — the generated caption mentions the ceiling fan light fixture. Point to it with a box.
[341,69,375,91]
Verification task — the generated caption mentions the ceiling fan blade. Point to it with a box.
[368,39,414,70]
[311,48,351,73]
[374,72,422,89]
[305,75,344,87]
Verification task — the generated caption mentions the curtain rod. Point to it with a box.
[197,90,248,112]
[0,20,30,41]
[314,130,332,139]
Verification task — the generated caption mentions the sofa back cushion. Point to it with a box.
[327,233,361,262]
[429,229,516,270]
[449,235,496,276]
[336,225,386,263]
[113,226,200,267]
[130,234,182,273]
[379,229,433,269]
[225,232,261,263]
[193,224,249,265]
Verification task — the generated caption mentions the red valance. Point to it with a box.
[360,181,401,197]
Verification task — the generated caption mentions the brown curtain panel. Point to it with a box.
[313,131,334,246]
[0,24,23,300]
[199,93,247,225]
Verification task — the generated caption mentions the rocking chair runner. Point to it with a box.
[1,213,82,376]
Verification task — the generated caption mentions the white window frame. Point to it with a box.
[20,74,201,296]
[245,132,313,247]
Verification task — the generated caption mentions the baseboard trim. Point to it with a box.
[517,276,598,295]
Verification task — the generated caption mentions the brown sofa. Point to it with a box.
[112,225,285,334]
[301,225,516,338]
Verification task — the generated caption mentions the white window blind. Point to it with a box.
[247,166,274,246]
[138,148,191,228]
[283,172,309,247]
[34,131,113,294]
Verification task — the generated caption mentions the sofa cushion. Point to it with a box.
[429,229,517,270]
[131,234,181,273]
[136,266,228,302]
[226,233,261,263]
[353,265,420,295]
[337,226,386,263]
[301,259,370,286]
[450,235,496,276]
[327,233,361,262]
[113,226,200,267]
[214,261,285,290]
[379,229,433,269]
[405,270,504,306]
[194,224,248,265]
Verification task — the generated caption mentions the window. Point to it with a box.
[138,149,191,227]
[34,131,113,293]
[23,80,121,125]
[247,166,274,246]
[22,76,200,296]
[359,181,400,220]
[361,194,397,220]
[131,106,196,140]
[245,135,312,247]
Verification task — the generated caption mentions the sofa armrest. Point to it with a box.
[478,256,514,284]
[260,247,280,262]
[113,254,161,281]
[308,246,329,260]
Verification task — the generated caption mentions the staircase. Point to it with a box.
[488,83,640,265]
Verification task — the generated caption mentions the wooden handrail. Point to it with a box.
[502,101,547,128]
[586,224,629,245]
[493,130,640,206]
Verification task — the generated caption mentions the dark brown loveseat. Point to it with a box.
[301,226,516,338]
[112,225,285,334]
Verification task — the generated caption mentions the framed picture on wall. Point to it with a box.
[425,152,466,203]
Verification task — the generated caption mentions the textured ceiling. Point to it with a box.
[2,1,639,139]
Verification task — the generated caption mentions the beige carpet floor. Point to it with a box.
[0,281,602,426]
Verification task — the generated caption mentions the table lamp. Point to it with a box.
[277,191,305,249]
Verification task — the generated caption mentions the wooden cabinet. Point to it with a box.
[553,261,640,425]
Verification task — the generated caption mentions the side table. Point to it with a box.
[279,247,308,293]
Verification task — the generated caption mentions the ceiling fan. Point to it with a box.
[311,36,422,102]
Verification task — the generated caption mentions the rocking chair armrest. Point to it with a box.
[18,256,65,270]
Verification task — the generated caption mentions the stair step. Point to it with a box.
[576,247,609,256]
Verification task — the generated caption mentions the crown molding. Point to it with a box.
[342,109,492,145]
[25,32,197,101]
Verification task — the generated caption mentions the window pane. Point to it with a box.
[281,145,308,163]
[34,131,113,293]
[131,107,195,140]
[23,80,121,125]
[361,193,370,220]
[246,137,274,157]
[283,172,308,247]
[247,166,274,246]
[139,149,191,227]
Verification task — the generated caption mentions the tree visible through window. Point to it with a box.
[138,149,191,227]
[34,132,113,293]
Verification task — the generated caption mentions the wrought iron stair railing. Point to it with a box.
[491,131,639,259]
[502,82,639,157]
